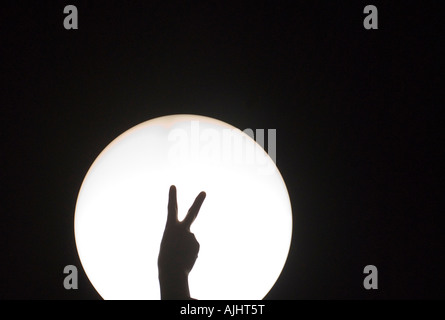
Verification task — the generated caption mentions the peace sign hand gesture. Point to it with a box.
[158,185,206,300]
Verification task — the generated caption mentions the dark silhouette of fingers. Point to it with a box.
[182,191,206,230]
[167,185,178,225]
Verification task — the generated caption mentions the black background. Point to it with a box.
[1,1,442,299]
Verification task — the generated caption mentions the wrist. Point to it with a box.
[158,270,192,300]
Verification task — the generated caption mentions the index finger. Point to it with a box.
[167,185,178,226]
[182,191,206,230]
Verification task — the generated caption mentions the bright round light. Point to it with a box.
[74,114,292,300]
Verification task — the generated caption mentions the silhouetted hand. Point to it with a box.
[158,185,206,300]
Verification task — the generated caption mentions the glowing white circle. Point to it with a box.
[74,114,292,300]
